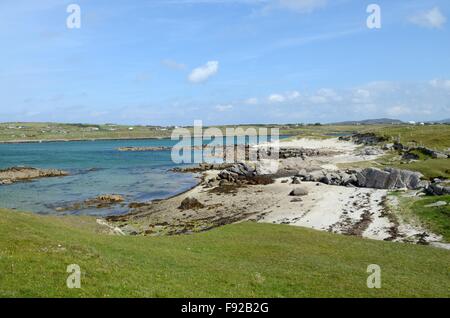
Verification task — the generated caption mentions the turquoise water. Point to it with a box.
[0,136,286,216]
[0,139,199,216]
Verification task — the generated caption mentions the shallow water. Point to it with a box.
[0,139,198,216]
[0,136,286,216]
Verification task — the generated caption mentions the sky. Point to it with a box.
[0,0,449,125]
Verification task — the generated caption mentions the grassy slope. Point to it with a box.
[394,195,450,242]
[0,209,449,298]
[334,125,450,179]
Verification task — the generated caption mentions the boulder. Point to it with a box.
[426,183,450,196]
[97,194,124,203]
[289,187,309,196]
[120,225,140,235]
[359,147,384,156]
[219,162,256,180]
[402,152,420,160]
[356,168,427,190]
[339,133,388,145]
[291,176,301,184]
[178,197,205,210]
[424,201,447,208]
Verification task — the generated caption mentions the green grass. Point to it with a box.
[0,209,449,298]
[366,125,450,151]
[395,195,450,242]
[394,159,450,180]
[338,151,449,180]
[0,122,173,142]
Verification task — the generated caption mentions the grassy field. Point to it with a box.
[332,124,450,180]
[366,125,450,151]
[394,195,450,242]
[0,209,449,298]
[0,122,359,142]
[395,159,450,180]
[0,122,173,142]
[338,154,450,180]
[1,122,449,147]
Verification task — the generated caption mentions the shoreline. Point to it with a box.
[0,134,294,145]
[2,135,448,248]
[0,136,172,145]
[103,137,449,248]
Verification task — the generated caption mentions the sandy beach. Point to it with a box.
[103,137,448,248]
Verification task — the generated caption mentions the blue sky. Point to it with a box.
[0,0,449,125]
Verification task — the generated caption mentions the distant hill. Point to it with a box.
[329,118,404,125]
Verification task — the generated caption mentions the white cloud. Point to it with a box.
[268,94,286,103]
[268,91,300,103]
[215,104,233,112]
[188,61,219,83]
[225,80,450,122]
[410,7,446,29]
[286,90,300,99]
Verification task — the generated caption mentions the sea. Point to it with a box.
[0,136,284,216]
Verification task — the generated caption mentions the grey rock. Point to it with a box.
[356,167,427,190]
[426,183,450,196]
[178,197,205,210]
[424,201,447,208]
[402,152,420,160]
[359,147,384,156]
[121,225,140,236]
[289,187,309,196]
[291,176,301,184]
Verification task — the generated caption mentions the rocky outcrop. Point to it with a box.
[0,167,68,185]
[172,163,235,173]
[357,147,384,156]
[218,162,257,181]
[425,183,450,196]
[278,148,323,159]
[340,134,450,159]
[117,146,171,152]
[355,168,427,190]
[178,197,204,210]
[339,133,388,145]
[414,147,449,159]
[54,194,125,212]
[96,194,124,203]
[296,167,428,190]
[296,169,357,187]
